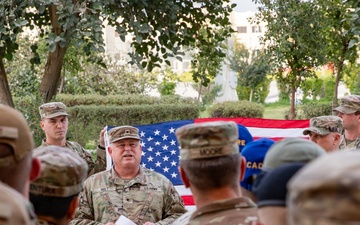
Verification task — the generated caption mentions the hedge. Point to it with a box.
[209,100,264,118]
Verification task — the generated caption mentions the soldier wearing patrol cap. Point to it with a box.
[288,151,360,225]
[71,125,186,225]
[0,181,34,225]
[39,102,106,177]
[303,116,343,152]
[333,95,360,150]
[29,146,88,225]
[172,121,258,225]
[0,104,40,225]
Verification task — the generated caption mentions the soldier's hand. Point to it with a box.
[142,222,155,225]
[99,127,107,148]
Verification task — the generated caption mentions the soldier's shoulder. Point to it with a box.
[172,211,194,225]
[84,170,109,184]
[66,141,84,149]
[142,167,171,183]
[0,183,32,224]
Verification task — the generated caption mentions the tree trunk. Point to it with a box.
[58,62,65,94]
[290,85,296,120]
[332,61,343,115]
[39,46,67,102]
[249,88,253,102]
[39,4,67,102]
[197,82,202,102]
[0,56,14,107]
[332,41,349,115]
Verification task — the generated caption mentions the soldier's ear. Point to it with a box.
[30,157,41,181]
[240,156,246,182]
[108,146,113,157]
[179,166,190,188]
[40,120,45,130]
[67,196,79,220]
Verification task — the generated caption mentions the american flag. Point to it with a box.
[105,118,310,209]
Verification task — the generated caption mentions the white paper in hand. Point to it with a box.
[115,215,136,225]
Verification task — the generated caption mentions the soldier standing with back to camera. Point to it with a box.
[173,121,258,225]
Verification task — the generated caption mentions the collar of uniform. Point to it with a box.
[109,166,147,186]
[36,218,57,225]
[41,139,70,148]
[190,197,257,220]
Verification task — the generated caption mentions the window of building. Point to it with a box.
[237,26,247,33]
[252,26,262,33]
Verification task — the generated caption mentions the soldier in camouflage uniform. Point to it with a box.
[0,181,34,225]
[303,116,343,152]
[39,102,106,176]
[172,121,258,225]
[0,105,40,225]
[288,151,360,225]
[29,146,88,225]
[333,95,360,150]
[70,125,186,225]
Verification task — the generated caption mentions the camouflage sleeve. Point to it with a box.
[94,147,106,174]
[154,182,187,225]
[69,179,104,225]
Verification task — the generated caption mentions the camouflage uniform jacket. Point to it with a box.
[69,167,187,225]
[0,182,37,225]
[187,197,258,225]
[338,135,360,150]
[41,140,106,177]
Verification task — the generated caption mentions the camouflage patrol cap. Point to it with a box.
[262,138,325,172]
[30,146,88,197]
[303,116,343,136]
[0,104,34,167]
[333,95,360,114]
[288,151,360,224]
[39,102,69,119]
[108,126,140,143]
[175,121,239,160]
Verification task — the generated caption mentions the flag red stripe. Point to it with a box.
[195,117,309,128]
[181,195,195,205]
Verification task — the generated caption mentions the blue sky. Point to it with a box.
[232,0,258,12]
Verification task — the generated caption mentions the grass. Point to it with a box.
[263,104,289,119]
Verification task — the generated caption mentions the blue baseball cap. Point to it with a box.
[240,138,275,190]
[237,124,254,152]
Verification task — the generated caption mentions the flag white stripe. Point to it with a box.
[247,127,306,138]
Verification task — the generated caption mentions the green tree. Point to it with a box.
[344,0,360,49]
[0,0,29,106]
[0,0,235,105]
[228,42,269,102]
[317,0,359,110]
[253,0,327,119]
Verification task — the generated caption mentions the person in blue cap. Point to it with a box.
[237,124,254,152]
[240,138,275,201]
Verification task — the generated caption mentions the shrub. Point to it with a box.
[53,94,197,106]
[284,101,333,119]
[209,100,264,118]
[14,94,200,147]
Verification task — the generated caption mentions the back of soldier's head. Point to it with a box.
[30,146,87,220]
[30,145,88,198]
[262,138,326,172]
[288,151,360,225]
[176,121,241,190]
[0,105,35,192]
